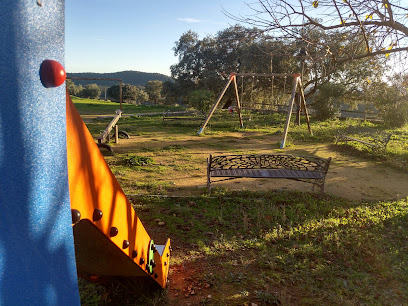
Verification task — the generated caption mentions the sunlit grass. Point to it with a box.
[76,99,408,304]
[130,192,408,304]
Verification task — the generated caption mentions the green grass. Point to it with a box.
[72,96,185,115]
[75,98,408,304]
[129,191,408,304]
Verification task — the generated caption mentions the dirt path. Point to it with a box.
[113,133,408,202]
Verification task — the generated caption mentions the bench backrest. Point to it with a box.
[344,125,392,144]
[210,154,331,173]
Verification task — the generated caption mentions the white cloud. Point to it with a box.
[177,17,204,23]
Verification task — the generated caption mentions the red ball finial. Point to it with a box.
[40,59,66,88]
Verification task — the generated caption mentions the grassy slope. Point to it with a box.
[72,96,184,115]
[74,98,408,305]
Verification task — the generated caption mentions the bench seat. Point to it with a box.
[211,168,325,179]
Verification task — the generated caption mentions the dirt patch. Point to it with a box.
[112,134,408,202]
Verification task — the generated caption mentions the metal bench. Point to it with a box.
[207,154,331,194]
[335,125,392,153]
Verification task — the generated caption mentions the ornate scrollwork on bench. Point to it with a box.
[207,154,331,194]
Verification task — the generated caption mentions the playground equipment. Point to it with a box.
[67,90,170,288]
[68,77,130,152]
[96,109,131,153]
[197,73,313,148]
[0,2,170,304]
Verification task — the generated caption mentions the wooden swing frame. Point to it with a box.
[197,72,312,148]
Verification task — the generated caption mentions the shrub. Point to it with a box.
[79,84,101,99]
[66,79,80,96]
[123,155,154,167]
[187,89,215,114]
[372,81,408,128]
[310,83,345,121]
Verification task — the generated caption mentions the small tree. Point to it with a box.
[371,78,408,128]
[79,84,101,99]
[66,79,80,96]
[310,83,345,121]
[145,80,163,104]
[107,84,138,103]
[136,87,149,104]
[107,84,120,102]
[161,80,180,104]
[188,89,215,114]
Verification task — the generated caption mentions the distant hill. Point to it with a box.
[67,71,172,87]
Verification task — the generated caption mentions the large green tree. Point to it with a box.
[161,80,180,104]
[108,84,138,103]
[368,74,408,127]
[145,80,163,104]
[171,25,300,102]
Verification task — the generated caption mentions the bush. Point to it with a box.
[108,84,138,103]
[66,79,80,96]
[79,84,101,99]
[373,81,408,128]
[187,89,215,114]
[123,155,154,167]
[310,83,345,121]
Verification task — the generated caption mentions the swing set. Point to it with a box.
[197,72,313,148]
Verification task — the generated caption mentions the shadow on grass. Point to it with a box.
[125,191,408,305]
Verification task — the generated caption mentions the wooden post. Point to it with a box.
[115,125,119,143]
[197,75,234,135]
[119,80,123,112]
[233,76,244,128]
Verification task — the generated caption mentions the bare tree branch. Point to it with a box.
[226,0,408,59]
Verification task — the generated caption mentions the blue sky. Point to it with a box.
[66,0,252,76]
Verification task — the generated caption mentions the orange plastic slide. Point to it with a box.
[66,90,170,288]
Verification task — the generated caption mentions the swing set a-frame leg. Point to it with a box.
[198,76,233,135]
[280,76,313,148]
[198,73,243,135]
[280,79,298,148]
[298,78,313,136]
[233,76,244,128]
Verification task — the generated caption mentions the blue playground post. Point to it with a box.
[0,1,80,305]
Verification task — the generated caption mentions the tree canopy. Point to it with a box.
[171,26,300,100]
[145,80,163,104]
[107,83,149,104]
[169,2,408,125]
[170,23,385,107]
